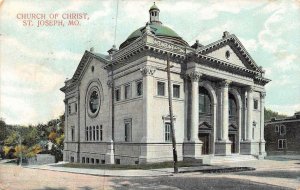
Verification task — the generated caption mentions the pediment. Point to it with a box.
[229,124,237,131]
[206,45,246,68]
[61,51,110,92]
[199,122,212,130]
[197,34,261,72]
[72,51,109,83]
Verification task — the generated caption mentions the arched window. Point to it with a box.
[229,93,237,117]
[85,127,88,141]
[89,126,92,141]
[100,125,103,141]
[199,86,211,114]
[96,126,99,141]
[93,126,96,141]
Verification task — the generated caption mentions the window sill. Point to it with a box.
[154,95,184,102]
[114,96,143,105]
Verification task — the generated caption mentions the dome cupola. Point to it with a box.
[149,2,161,24]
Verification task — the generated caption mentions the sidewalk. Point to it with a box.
[25,163,255,177]
[23,155,300,177]
[25,164,173,177]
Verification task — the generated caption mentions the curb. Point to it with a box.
[24,166,174,177]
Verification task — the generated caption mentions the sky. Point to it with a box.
[0,0,299,125]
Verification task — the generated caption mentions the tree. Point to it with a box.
[265,108,287,121]
[4,131,18,146]
[0,118,7,144]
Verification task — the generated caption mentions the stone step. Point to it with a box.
[207,155,258,164]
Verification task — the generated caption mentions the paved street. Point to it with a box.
[0,158,299,190]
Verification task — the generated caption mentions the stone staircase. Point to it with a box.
[201,154,258,165]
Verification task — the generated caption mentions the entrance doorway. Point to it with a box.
[199,133,210,155]
[198,122,212,155]
[229,133,236,153]
[229,124,238,153]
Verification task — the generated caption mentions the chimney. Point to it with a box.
[222,31,230,39]
[108,45,118,55]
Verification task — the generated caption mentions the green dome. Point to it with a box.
[120,23,188,49]
[127,23,180,40]
[119,3,189,49]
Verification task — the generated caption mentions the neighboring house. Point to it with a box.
[60,3,270,165]
[265,112,300,155]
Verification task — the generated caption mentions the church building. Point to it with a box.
[61,3,270,164]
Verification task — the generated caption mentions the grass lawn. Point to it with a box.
[59,161,204,170]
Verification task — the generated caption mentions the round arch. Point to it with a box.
[228,87,242,154]
[198,81,217,155]
[199,81,217,106]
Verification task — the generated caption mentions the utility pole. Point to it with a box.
[18,132,23,166]
[166,53,178,173]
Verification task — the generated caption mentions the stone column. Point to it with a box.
[183,76,189,142]
[105,80,115,164]
[259,92,266,157]
[240,86,254,155]
[221,80,230,141]
[183,71,203,161]
[246,86,253,141]
[63,99,68,161]
[215,80,231,155]
[189,71,202,142]
[139,66,156,163]
[212,103,217,154]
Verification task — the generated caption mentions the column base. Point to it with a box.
[240,140,259,155]
[183,141,203,161]
[105,140,115,164]
[215,141,231,155]
[258,140,267,159]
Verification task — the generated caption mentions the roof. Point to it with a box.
[93,53,110,61]
[197,34,263,73]
[119,2,188,49]
[119,22,188,49]
[128,22,180,40]
[265,112,300,124]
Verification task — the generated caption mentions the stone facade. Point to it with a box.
[60,4,270,164]
[265,112,300,155]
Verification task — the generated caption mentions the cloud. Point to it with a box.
[0,36,67,125]
[274,53,298,72]
[1,35,81,61]
[190,21,234,44]
[239,38,258,52]
[161,0,264,21]
[258,1,300,54]
[1,95,38,125]
[0,0,46,21]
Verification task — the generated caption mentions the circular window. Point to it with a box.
[89,91,99,113]
[87,86,101,117]
[225,50,230,59]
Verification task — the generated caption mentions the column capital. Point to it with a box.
[247,86,254,93]
[188,71,202,82]
[220,79,231,88]
[140,66,156,76]
[260,92,266,99]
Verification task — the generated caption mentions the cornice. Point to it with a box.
[254,75,271,86]
[104,33,192,69]
[187,53,259,78]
